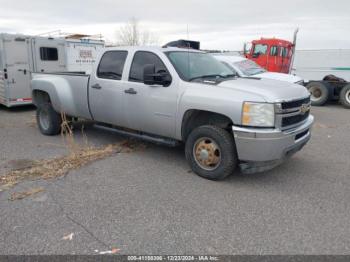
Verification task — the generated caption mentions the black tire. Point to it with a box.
[36,102,62,135]
[306,82,329,106]
[339,84,350,109]
[185,125,237,180]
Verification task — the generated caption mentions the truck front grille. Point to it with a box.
[281,96,310,110]
[282,111,309,127]
[277,96,311,130]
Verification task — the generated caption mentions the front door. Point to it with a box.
[3,35,32,102]
[122,51,178,138]
[88,50,128,127]
[251,43,268,70]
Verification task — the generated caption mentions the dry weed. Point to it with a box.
[1,113,141,193]
[9,187,44,201]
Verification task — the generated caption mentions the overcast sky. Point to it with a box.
[0,0,349,50]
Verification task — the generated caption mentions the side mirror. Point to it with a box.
[143,64,171,87]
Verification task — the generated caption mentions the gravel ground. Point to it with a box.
[0,104,349,255]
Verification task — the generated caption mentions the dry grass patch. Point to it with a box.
[9,187,44,201]
[1,113,144,194]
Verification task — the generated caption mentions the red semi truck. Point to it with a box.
[245,38,294,74]
[244,30,350,109]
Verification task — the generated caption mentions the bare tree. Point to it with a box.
[116,18,159,46]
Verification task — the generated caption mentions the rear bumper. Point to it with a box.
[0,98,33,107]
[232,115,314,173]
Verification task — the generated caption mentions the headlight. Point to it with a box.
[242,102,275,127]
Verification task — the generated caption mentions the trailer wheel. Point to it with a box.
[36,102,62,135]
[185,125,237,180]
[306,82,329,106]
[339,84,350,109]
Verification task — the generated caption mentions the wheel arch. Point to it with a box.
[181,109,234,141]
[31,78,62,112]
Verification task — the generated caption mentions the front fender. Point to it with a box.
[176,87,241,140]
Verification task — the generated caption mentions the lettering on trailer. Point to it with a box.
[76,49,95,63]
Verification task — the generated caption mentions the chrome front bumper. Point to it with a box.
[232,115,314,173]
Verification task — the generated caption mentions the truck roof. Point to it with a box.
[252,38,293,47]
[103,46,204,53]
[213,55,246,63]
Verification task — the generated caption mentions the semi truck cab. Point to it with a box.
[244,38,294,74]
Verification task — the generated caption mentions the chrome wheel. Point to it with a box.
[193,137,221,171]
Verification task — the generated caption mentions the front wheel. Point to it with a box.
[185,125,238,180]
[339,84,350,109]
[36,102,62,135]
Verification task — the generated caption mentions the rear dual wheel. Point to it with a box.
[36,102,62,135]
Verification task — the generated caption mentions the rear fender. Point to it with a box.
[31,77,75,115]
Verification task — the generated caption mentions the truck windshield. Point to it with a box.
[165,51,234,82]
[234,60,266,76]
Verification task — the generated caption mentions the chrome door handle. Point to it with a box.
[124,88,137,95]
[92,84,102,89]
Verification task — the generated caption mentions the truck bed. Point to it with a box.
[31,72,92,120]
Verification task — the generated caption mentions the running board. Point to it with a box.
[94,124,180,147]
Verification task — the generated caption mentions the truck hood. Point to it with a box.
[254,72,303,84]
[217,78,309,102]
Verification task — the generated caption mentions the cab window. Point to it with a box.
[129,51,168,83]
[270,46,278,56]
[252,44,268,56]
[280,47,289,58]
[97,51,128,80]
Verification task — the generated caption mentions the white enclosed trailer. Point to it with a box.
[0,33,66,107]
[65,38,104,73]
[292,49,350,82]
[291,49,350,108]
[0,33,104,107]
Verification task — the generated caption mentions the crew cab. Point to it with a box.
[213,55,303,85]
[31,46,314,180]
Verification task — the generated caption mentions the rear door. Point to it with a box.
[88,50,128,127]
[280,46,291,73]
[3,35,32,102]
[267,45,280,72]
[31,37,66,73]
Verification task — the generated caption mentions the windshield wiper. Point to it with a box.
[189,74,236,82]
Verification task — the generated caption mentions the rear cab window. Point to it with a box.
[97,51,128,80]
[129,51,169,83]
[269,46,278,56]
[280,47,289,58]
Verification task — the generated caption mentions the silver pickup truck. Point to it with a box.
[31,46,314,180]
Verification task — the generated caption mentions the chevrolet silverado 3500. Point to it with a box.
[31,46,314,180]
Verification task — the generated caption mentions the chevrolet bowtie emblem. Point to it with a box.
[300,104,310,115]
